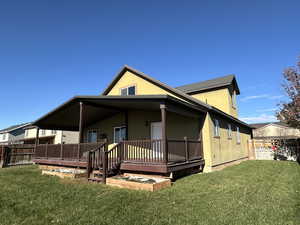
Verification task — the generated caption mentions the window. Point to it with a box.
[232,91,237,108]
[120,85,136,96]
[25,130,28,137]
[227,124,232,138]
[236,127,241,144]
[2,133,6,140]
[214,119,220,137]
[41,129,46,135]
[114,126,127,143]
[121,88,127,96]
[51,130,57,135]
[87,130,98,143]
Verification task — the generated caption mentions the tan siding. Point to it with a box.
[167,113,201,140]
[84,113,125,144]
[62,131,79,144]
[84,110,202,143]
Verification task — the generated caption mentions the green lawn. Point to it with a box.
[0,161,299,225]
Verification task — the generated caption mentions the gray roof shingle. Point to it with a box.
[176,74,240,94]
[0,122,32,133]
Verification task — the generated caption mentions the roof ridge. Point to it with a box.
[0,122,32,133]
[176,74,235,89]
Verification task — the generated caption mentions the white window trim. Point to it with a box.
[232,91,237,109]
[113,126,127,143]
[236,126,241,144]
[228,124,232,139]
[214,119,220,137]
[120,85,136,96]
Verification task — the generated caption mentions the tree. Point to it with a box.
[277,56,300,129]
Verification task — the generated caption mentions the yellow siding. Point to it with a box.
[203,113,251,171]
[202,114,213,172]
[107,71,184,101]
[191,88,238,118]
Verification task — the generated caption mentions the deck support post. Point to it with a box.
[160,104,168,163]
[78,102,84,162]
[125,110,128,141]
[102,143,108,184]
[78,102,84,144]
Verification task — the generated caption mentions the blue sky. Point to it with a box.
[0,0,299,129]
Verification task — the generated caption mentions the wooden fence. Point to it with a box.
[0,145,35,168]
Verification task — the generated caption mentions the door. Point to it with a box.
[151,122,162,157]
[151,122,162,140]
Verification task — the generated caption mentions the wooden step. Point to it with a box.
[93,170,103,175]
[88,177,102,183]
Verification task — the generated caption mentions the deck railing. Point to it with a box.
[122,139,164,163]
[87,142,106,179]
[167,138,203,163]
[121,138,203,164]
[35,142,106,161]
[33,138,203,167]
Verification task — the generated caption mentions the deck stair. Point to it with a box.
[87,142,122,184]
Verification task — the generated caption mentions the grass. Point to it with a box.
[0,161,299,225]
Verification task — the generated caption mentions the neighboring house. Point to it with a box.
[251,122,300,139]
[33,65,252,173]
[22,126,79,144]
[0,123,31,145]
[250,122,300,161]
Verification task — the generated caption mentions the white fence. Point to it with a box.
[254,147,274,160]
[249,139,298,161]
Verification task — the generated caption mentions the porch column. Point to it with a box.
[125,110,128,140]
[160,104,168,163]
[198,116,205,159]
[78,102,84,143]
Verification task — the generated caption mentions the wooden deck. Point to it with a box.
[33,158,204,173]
[33,138,204,183]
[33,158,87,167]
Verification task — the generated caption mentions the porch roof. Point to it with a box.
[33,95,206,131]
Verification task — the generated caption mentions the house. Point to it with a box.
[22,125,79,144]
[32,65,252,178]
[249,122,300,161]
[251,122,300,139]
[0,123,31,145]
